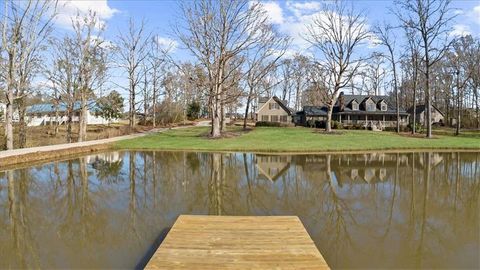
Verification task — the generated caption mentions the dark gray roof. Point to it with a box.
[272,96,294,115]
[302,105,408,116]
[339,94,407,113]
[339,94,389,105]
[407,104,444,116]
[302,106,328,116]
[301,93,409,116]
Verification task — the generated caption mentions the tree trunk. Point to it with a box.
[425,65,432,138]
[129,76,136,130]
[412,88,417,134]
[152,78,157,128]
[243,85,254,130]
[455,78,461,136]
[391,56,400,133]
[143,72,149,125]
[411,58,418,134]
[78,91,87,142]
[66,105,73,143]
[54,105,59,136]
[18,98,27,148]
[220,97,226,131]
[5,53,15,150]
[474,86,479,129]
[211,65,223,137]
[211,101,221,138]
[243,96,252,130]
[326,104,333,132]
[5,97,14,150]
[210,86,222,138]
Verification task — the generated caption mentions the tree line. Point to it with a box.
[1,0,479,151]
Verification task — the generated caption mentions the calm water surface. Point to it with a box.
[0,151,479,269]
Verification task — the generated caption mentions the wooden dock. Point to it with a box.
[145,215,329,269]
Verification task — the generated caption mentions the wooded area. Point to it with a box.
[1,0,479,150]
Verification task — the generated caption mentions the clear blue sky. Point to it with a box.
[53,0,480,61]
[23,0,480,99]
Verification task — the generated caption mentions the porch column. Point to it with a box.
[347,115,350,124]
[383,115,385,127]
[365,114,368,129]
[339,114,342,123]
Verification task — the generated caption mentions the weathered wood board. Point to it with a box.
[145,215,330,270]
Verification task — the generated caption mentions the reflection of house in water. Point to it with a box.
[255,155,291,181]
[86,152,122,165]
[417,153,444,168]
[331,153,408,185]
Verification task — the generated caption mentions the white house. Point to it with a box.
[26,101,118,127]
[0,102,20,123]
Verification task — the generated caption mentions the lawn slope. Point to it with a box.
[114,127,480,152]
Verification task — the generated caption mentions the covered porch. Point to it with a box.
[334,112,409,128]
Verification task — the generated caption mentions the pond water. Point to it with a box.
[0,151,479,269]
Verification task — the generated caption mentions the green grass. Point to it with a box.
[114,126,480,152]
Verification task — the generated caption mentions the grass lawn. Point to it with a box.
[114,126,480,152]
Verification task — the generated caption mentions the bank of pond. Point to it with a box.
[0,150,479,269]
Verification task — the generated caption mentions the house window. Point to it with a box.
[261,115,269,121]
[381,104,387,111]
[280,115,288,122]
[366,101,376,111]
[352,103,358,110]
[271,115,279,122]
[269,103,279,110]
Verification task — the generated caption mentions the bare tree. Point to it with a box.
[291,54,310,111]
[116,18,150,130]
[46,36,78,143]
[242,22,289,129]
[404,27,422,134]
[147,35,169,127]
[0,0,57,150]
[449,36,473,135]
[280,59,294,105]
[175,0,273,137]
[45,11,108,143]
[396,0,454,138]
[375,23,401,132]
[141,65,150,124]
[305,1,370,132]
[73,12,109,142]
[466,37,480,128]
[362,52,387,96]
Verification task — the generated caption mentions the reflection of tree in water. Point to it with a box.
[321,154,358,266]
[93,159,124,184]
[128,151,141,241]
[6,169,41,268]
[0,151,478,269]
[209,153,223,215]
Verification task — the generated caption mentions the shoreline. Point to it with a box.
[1,143,479,171]
[1,126,479,170]
[0,127,167,170]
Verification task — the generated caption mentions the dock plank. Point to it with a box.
[145,215,329,270]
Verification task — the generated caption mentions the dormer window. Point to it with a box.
[379,100,387,111]
[366,99,376,111]
[351,101,359,110]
